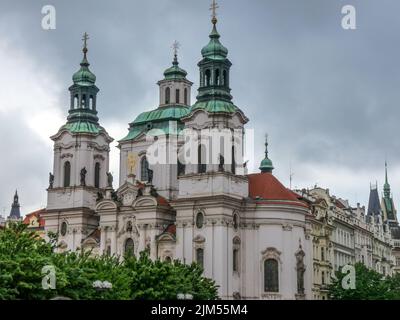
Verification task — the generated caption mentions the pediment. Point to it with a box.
[133,196,158,208]
[157,233,176,243]
[95,200,118,212]
[118,182,140,206]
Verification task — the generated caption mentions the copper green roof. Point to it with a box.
[72,56,96,86]
[120,105,189,142]
[259,138,274,173]
[201,24,228,60]
[163,55,187,80]
[190,99,238,114]
[132,105,190,124]
[61,121,101,134]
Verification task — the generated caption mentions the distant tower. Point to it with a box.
[118,42,193,199]
[259,136,274,173]
[8,190,21,220]
[381,162,399,229]
[44,33,113,251]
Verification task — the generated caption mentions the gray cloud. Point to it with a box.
[0,0,399,215]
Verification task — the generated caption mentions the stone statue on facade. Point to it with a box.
[218,154,225,172]
[96,191,104,202]
[49,172,54,189]
[80,167,87,186]
[107,172,113,188]
[295,240,306,295]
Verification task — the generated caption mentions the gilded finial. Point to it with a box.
[210,0,219,25]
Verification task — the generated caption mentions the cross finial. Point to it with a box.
[264,134,269,158]
[172,40,180,57]
[82,32,89,57]
[210,0,219,25]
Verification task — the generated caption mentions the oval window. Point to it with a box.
[196,212,204,229]
[60,222,67,236]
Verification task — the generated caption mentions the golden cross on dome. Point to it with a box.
[210,0,219,24]
[172,40,180,57]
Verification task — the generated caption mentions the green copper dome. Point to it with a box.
[72,56,96,86]
[190,99,238,114]
[259,138,274,173]
[201,24,228,60]
[132,105,190,124]
[164,55,187,80]
[120,105,189,142]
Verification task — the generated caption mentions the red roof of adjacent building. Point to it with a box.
[248,173,308,208]
[23,208,46,227]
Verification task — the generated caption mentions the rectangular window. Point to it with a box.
[233,249,239,272]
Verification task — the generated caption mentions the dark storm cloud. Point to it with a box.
[1,0,400,212]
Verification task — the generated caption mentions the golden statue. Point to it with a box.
[127,152,138,176]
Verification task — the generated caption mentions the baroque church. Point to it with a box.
[43,7,316,300]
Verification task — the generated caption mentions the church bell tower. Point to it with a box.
[44,33,113,251]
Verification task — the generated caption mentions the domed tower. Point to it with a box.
[181,2,248,176]
[45,33,113,251]
[118,43,193,200]
[174,1,249,299]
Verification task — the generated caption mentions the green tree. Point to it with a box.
[0,222,218,300]
[328,263,395,300]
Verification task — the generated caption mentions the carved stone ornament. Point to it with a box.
[61,153,73,159]
[282,224,293,231]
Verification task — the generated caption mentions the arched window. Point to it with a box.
[198,144,206,173]
[321,247,325,261]
[140,156,149,181]
[176,89,180,104]
[215,69,220,85]
[264,259,279,292]
[89,95,94,110]
[74,95,79,108]
[223,70,227,86]
[165,87,170,104]
[233,213,239,230]
[233,248,239,272]
[231,146,236,174]
[165,256,172,263]
[124,238,135,257]
[94,162,100,188]
[81,94,86,108]
[196,248,204,268]
[63,161,71,187]
[184,88,188,105]
[205,69,211,86]
[106,245,111,256]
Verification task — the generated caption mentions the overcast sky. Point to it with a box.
[1,0,400,217]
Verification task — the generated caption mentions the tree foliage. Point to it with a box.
[328,262,400,300]
[0,222,218,300]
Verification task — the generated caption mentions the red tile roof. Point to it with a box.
[165,224,176,235]
[23,208,46,227]
[248,173,308,208]
[156,195,171,207]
